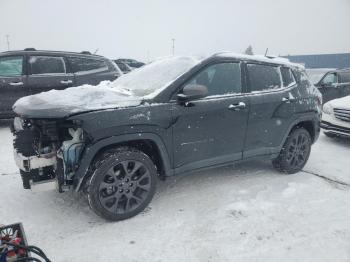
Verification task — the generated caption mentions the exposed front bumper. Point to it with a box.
[14,149,57,172]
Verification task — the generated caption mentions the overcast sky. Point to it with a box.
[1,0,349,61]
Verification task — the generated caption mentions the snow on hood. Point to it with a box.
[326,95,350,109]
[13,81,142,117]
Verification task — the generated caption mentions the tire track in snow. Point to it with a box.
[302,169,350,188]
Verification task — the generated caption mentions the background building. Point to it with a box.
[284,53,350,69]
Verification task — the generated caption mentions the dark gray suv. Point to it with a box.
[12,53,322,221]
[0,49,121,119]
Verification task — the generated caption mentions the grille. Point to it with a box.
[334,108,350,122]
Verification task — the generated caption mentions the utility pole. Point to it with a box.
[6,35,10,51]
[171,38,175,56]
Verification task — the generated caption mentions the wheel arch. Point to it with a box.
[73,133,173,191]
[283,115,320,147]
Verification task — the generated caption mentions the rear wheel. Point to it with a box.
[87,147,157,221]
[272,127,312,174]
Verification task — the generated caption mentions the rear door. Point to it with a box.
[66,56,119,86]
[27,55,75,95]
[243,63,297,158]
[0,55,30,117]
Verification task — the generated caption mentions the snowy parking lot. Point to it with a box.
[1,125,350,262]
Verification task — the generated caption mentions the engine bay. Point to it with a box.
[12,117,85,192]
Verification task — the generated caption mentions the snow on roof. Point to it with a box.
[213,52,305,69]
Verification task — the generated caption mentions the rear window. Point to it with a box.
[68,57,107,73]
[281,67,296,87]
[247,64,282,92]
[340,72,350,83]
[29,56,66,74]
[0,56,23,76]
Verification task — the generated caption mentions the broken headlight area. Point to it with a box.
[13,118,85,192]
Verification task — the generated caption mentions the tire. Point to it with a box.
[324,131,337,138]
[87,147,157,221]
[272,127,312,174]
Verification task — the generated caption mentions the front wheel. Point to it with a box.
[272,127,312,174]
[87,147,157,221]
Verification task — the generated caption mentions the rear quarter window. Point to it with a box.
[281,67,296,87]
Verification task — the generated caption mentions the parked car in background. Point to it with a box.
[114,61,133,74]
[0,49,121,119]
[12,53,321,221]
[114,58,145,68]
[307,68,350,103]
[321,95,350,138]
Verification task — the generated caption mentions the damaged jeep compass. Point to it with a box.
[12,53,322,221]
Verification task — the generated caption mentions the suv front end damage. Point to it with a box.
[12,117,85,192]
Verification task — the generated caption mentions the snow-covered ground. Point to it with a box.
[1,125,350,262]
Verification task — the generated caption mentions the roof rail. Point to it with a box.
[24,48,36,51]
[81,51,91,55]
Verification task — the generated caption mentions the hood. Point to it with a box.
[13,82,142,119]
[326,95,350,109]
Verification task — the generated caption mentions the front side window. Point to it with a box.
[68,57,107,73]
[0,56,23,77]
[247,64,282,92]
[187,62,242,96]
[281,67,296,87]
[29,56,66,74]
[322,73,337,85]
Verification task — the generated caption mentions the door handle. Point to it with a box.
[60,80,73,85]
[282,97,296,103]
[228,102,246,111]
[9,81,24,86]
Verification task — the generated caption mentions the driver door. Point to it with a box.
[171,62,249,174]
[318,72,341,103]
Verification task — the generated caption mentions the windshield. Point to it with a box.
[306,68,335,84]
[110,56,201,97]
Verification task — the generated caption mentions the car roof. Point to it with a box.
[335,68,350,72]
[315,68,350,75]
[0,49,107,59]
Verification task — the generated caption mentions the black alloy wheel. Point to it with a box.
[272,128,312,174]
[87,148,157,221]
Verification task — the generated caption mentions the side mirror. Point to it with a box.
[321,82,332,87]
[177,84,208,102]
